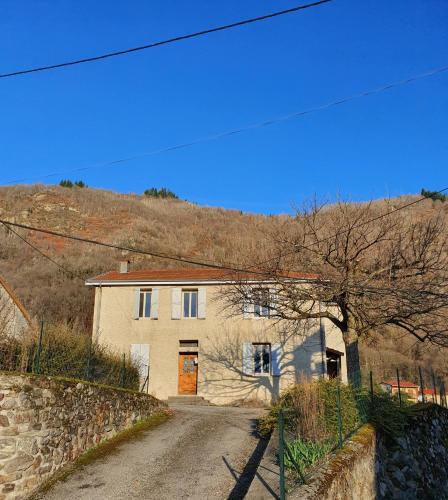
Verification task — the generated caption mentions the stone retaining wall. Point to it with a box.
[290,424,376,500]
[0,374,165,499]
[290,404,448,499]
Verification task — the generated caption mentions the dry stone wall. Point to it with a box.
[0,374,165,499]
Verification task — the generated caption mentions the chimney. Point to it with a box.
[119,260,130,274]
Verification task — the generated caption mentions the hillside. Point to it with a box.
[0,184,280,328]
[1,184,447,378]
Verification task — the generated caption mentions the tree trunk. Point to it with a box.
[343,326,361,386]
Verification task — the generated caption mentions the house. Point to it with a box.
[380,379,420,402]
[86,264,348,404]
[421,388,443,405]
[0,275,33,338]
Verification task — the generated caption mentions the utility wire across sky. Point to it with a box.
[3,63,448,187]
[0,0,331,79]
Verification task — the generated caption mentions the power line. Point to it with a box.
[0,221,81,279]
[4,63,448,186]
[0,1,331,79]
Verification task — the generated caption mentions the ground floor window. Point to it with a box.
[326,348,343,378]
[253,343,271,374]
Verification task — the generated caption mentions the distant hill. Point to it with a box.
[1,184,447,379]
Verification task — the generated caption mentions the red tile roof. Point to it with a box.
[423,388,435,395]
[381,379,419,389]
[87,268,319,283]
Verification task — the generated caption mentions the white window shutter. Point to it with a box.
[151,288,159,319]
[243,294,254,319]
[198,287,206,319]
[171,288,181,319]
[133,288,141,319]
[271,343,282,376]
[242,343,254,375]
[131,344,150,379]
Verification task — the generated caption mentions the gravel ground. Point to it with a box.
[42,405,266,500]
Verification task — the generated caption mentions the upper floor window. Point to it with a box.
[183,289,198,318]
[253,289,271,317]
[139,289,152,318]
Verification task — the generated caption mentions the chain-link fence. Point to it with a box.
[275,367,447,499]
[0,321,140,390]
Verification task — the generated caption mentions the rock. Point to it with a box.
[392,468,406,486]
[3,453,34,473]
[379,481,387,496]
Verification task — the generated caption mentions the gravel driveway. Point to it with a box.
[41,405,266,500]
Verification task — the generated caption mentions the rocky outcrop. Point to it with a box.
[0,374,165,499]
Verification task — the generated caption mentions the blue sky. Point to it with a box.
[0,0,447,213]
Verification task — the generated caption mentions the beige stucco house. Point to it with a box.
[86,265,347,404]
[0,275,33,338]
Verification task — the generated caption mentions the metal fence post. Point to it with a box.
[336,384,343,448]
[33,320,44,375]
[419,366,425,403]
[278,409,286,500]
[396,368,402,407]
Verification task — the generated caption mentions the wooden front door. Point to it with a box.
[178,353,198,395]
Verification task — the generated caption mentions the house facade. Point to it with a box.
[380,380,420,402]
[86,265,348,404]
[0,275,33,338]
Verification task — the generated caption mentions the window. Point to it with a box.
[138,289,152,318]
[253,343,271,374]
[183,290,198,318]
[253,289,271,317]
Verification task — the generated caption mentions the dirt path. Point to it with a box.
[41,405,266,500]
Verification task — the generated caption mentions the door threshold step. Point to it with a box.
[167,396,213,406]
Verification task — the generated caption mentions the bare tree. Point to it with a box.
[222,200,448,383]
